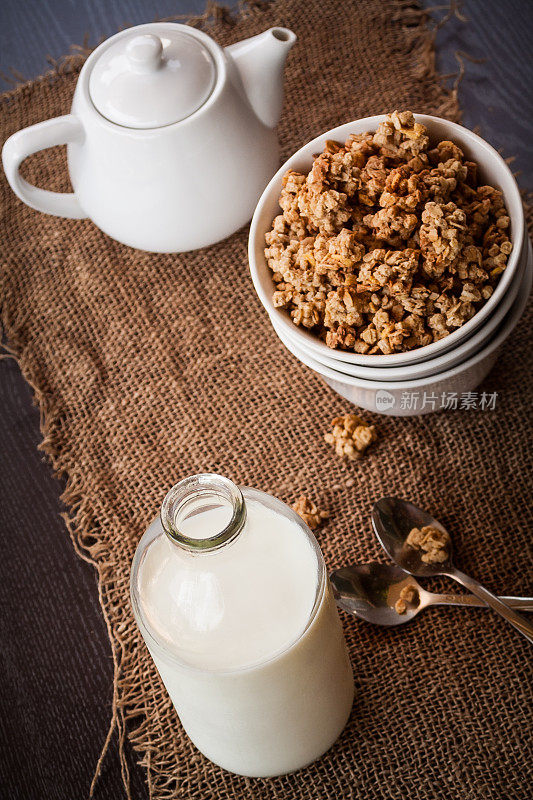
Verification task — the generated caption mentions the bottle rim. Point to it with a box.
[160,473,246,553]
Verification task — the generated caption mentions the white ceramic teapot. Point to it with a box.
[2,23,296,252]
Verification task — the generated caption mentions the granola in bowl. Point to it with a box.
[264,111,513,356]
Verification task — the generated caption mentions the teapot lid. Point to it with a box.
[89,28,217,129]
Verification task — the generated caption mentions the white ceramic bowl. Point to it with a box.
[271,253,532,417]
[273,237,529,382]
[249,114,525,367]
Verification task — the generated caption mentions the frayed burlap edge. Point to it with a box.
[0,2,479,798]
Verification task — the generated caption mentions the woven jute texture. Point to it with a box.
[1,1,532,798]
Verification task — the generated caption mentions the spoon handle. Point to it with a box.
[430,593,533,610]
[448,568,533,643]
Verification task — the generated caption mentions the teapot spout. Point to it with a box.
[226,28,296,129]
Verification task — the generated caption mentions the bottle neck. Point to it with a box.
[160,474,246,553]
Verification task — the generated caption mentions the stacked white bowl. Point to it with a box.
[249,115,531,416]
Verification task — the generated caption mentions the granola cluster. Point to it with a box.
[265,111,512,354]
[292,496,329,529]
[395,584,419,615]
[324,413,377,461]
[406,524,450,564]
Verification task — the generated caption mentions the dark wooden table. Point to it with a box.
[1,2,531,798]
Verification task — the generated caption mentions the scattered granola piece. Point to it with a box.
[394,584,420,614]
[324,413,377,461]
[406,524,450,564]
[265,110,512,354]
[292,496,329,529]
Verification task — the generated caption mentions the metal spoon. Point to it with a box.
[371,497,533,644]
[330,562,533,627]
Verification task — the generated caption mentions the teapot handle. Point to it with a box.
[2,115,87,219]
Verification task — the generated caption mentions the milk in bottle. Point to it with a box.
[130,474,354,777]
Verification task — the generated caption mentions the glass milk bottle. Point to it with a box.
[130,474,354,777]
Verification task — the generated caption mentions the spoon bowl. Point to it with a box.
[371,496,453,576]
[331,562,422,626]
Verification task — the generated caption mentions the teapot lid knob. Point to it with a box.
[126,34,163,72]
[88,24,217,129]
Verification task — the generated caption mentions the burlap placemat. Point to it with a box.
[1,1,532,798]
